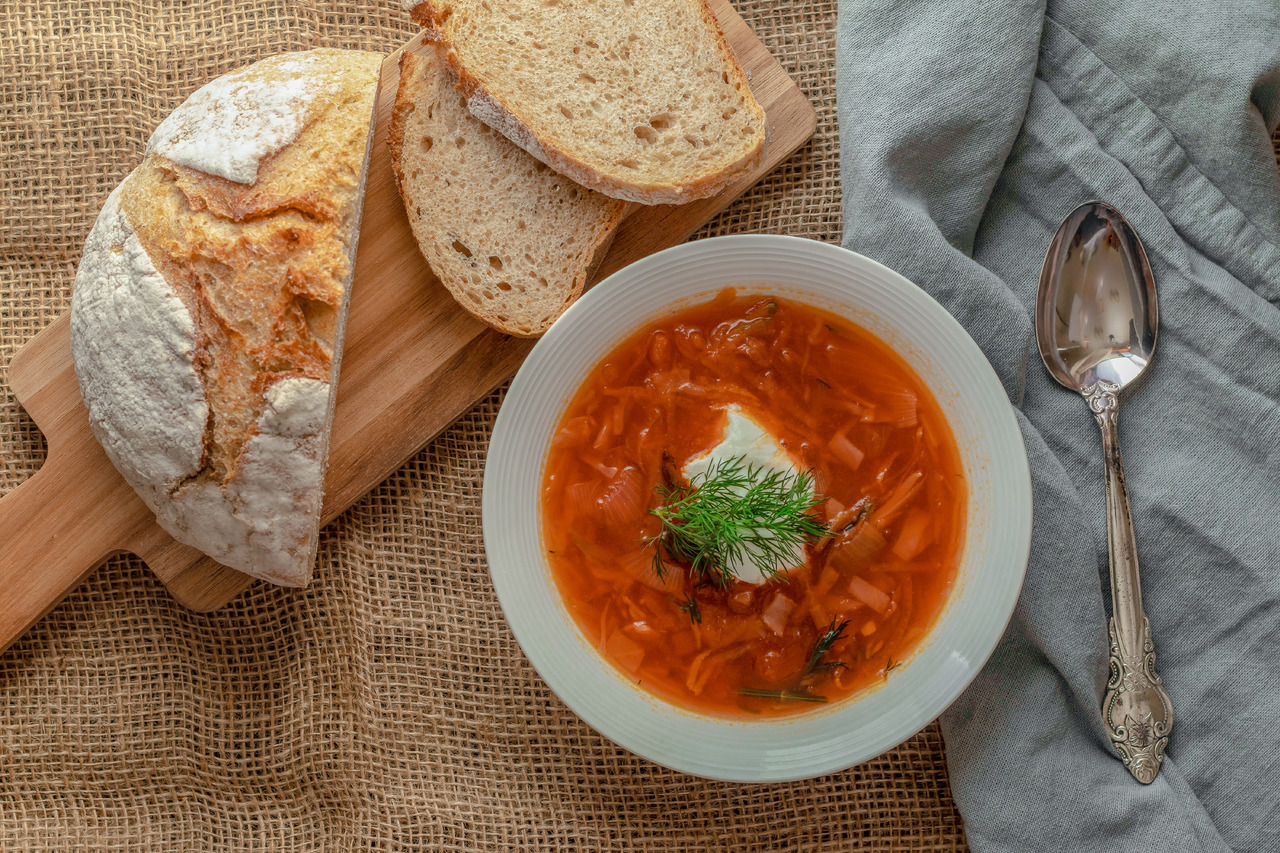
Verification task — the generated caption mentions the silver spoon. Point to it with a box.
[1036,201,1172,784]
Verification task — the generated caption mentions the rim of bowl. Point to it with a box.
[483,234,1031,782]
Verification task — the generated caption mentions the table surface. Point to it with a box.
[0,0,1275,849]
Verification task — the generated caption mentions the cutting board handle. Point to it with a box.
[0,450,131,652]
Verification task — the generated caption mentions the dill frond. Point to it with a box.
[738,688,828,704]
[670,593,702,624]
[646,455,829,587]
[804,618,851,676]
[739,618,852,705]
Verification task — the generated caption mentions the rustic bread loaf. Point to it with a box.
[389,40,626,336]
[70,49,383,587]
[403,0,766,205]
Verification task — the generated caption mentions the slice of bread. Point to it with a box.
[403,0,766,205]
[389,40,626,336]
[70,49,383,586]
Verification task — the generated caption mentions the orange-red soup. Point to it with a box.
[541,291,966,717]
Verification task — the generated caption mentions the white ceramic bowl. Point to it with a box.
[483,235,1031,781]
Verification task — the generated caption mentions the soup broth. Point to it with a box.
[541,290,966,717]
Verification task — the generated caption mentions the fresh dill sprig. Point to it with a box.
[671,593,702,624]
[883,657,903,683]
[646,455,829,588]
[739,618,851,705]
[804,618,851,677]
[738,687,828,704]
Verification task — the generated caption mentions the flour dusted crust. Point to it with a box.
[147,53,340,185]
[158,378,330,586]
[70,49,382,587]
[70,186,208,498]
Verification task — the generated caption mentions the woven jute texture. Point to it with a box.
[6,2,1269,850]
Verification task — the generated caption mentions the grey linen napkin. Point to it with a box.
[836,1,1280,850]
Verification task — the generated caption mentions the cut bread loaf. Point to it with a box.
[403,0,766,205]
[389,40,626,336]
[70,49,383,587]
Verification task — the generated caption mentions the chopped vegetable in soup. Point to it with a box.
[541,290,966,717]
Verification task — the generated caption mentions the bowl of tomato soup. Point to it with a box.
[484,235,1030,781]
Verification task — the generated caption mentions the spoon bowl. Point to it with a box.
[1035,201,1172,785]
[1037,202,1158,394]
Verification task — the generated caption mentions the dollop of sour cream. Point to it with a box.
[681,407,811,584]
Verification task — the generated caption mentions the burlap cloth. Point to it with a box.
[1,0,1274,848]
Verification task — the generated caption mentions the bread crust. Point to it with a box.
[70,49,382,586]
[70,184,210,503]
[389,41,626,336]
[405,0,766,205]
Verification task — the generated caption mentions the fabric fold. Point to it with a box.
[837,0,1280,850]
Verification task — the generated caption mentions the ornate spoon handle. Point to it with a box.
[1086,381,1173,784]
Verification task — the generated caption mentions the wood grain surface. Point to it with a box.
[0,1,816,653]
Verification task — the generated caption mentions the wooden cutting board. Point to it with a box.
[0,2,816,654]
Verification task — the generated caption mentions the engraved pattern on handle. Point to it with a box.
[1083,379,1120,417]
[1105,616,1172,784]
[1084,379,1173,784]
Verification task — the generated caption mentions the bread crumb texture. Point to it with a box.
[390,44,625,336]
[407,0,766,204]
[70,49,381,585]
